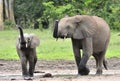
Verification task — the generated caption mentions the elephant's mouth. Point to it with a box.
[58,32,72,39]
[66,33,73,38]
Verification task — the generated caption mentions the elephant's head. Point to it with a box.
[17,26,39,49]
[53,15,97,39]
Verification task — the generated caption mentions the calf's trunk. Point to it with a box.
[17,25,25,43]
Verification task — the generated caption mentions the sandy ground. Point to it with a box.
[0,58,120,81]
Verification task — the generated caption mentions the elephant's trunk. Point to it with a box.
[53,20,59,38]
[17,25,25,43]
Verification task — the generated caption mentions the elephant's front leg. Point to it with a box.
[79,38,93,75]
[21,57,28,79]
[28,59,35,78]
[71,39,81,74]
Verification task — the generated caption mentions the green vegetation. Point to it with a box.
[10,0,120,30]
[0,30,120,60]
[107,31,120,58]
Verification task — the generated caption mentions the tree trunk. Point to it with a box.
[4,0,9,19]
[0,0,3,30]
[8,0,15,24]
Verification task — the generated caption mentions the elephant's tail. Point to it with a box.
[103,59,108,70]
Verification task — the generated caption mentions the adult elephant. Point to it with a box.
[53,15,110,75]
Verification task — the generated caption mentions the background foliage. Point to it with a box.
[13,0,120,30]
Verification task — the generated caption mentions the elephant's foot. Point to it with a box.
[29,74,33,77]
[23,76,33,80]
[96,69,102,75]
[23,75,33,80]
[78,66,90,75]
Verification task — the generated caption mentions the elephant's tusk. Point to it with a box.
[26,43,28,48]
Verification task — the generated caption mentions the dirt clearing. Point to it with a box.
[0,58,120,81]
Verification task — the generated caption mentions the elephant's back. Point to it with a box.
[92,16,110,38]
[92,16,110,32]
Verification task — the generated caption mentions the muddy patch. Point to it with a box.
[0,58,120,81]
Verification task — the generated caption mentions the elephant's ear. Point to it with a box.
[30,34,40,48]
[73,15,97,39]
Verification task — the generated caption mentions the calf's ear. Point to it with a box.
[30,34,40,48]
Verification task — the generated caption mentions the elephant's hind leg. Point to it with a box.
[34,55,37,67]
[93,54,99,71]
[94,50,106,75]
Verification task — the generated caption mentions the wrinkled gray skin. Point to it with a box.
[16,26,40,80]
[53,15,110,75]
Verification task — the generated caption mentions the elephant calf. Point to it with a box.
[53,15,110,75]
[16,25,40,80]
